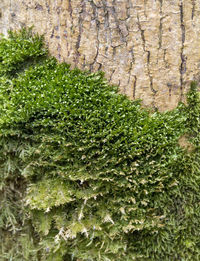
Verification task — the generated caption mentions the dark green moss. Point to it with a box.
[0,29,200,261]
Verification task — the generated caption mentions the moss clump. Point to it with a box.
[0,29,200,261]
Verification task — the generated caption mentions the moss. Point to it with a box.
[0,29,200,261]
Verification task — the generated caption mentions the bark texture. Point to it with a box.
[0,0,200,110]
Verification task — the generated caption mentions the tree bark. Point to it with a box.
[0,0,200,110]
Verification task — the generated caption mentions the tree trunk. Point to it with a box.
[0,0,200,110]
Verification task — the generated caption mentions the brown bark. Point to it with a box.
[0,0,200,110]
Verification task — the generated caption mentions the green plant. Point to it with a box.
[0,29,200,261]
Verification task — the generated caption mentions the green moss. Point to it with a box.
[0,29,200,260]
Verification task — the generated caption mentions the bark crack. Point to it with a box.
[68,0,73,19]
[158,0,163,49]
[133,75,137,99]
[167,83,172,97]
[144,0,147,18]
[163,49,169,68]
[127,59,133,86]
[102,0,111,45]
[147,51,156,95]
[191,0,195,20]
[109,69,115,82]
[75,0,85,65]
[89,1,100,71]
[137,14,145,52]
[137,14,157,107]
[179,1,186,97]
[110,1,128,44]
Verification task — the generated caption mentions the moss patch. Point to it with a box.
[0,29,200,261]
